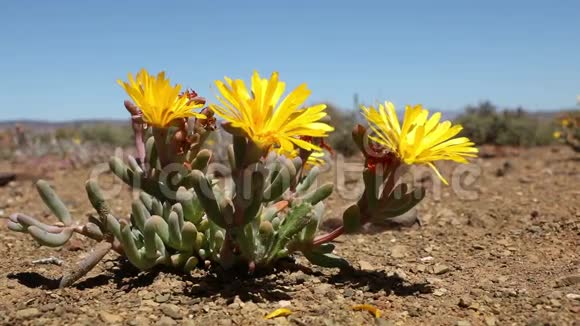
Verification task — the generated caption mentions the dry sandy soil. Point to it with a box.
[0,146,578,326]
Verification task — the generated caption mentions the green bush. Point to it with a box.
[455,101,555,146]
[325,103,359,156]
[80,124,133,147]
[56,123,133,147]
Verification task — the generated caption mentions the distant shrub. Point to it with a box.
[56,123,133,147]
[54,127,77,140]
[81,124,133,146]
[325,104,359,156]
[455,101,555,146]
[0,131,13,160]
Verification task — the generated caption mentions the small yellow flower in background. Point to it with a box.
[361,102,478,185]
[72,136,82,145]
[277,147,326,168]
[553,131,562,139]
[305,151,326,167]
[118,69,205,128]
[211,71,334,152]
[561,118,571,127]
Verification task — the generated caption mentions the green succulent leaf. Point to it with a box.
[127,155,144,174]
[373,185,426,221]
[191,149,212,171]
[342,204,362,234]
[241,168,265,225]
[190,170,225,228]
[36,180,72,226]
[131,200,150,232]
[145,136,159,170]
[301,202,325,242]
[176,187,203,225]
[167,212,182,249]
[7,221,25,232]
[316,243,336,254]
[105,214,122,240]
[120,224,155,270]
[266,203,313,263]
[296,166,320,194]
[144,215,170,244]
[180,222,197,252]
[262,165,290,202]
[183,256,199,272]
[303,251,350,269]
[302,183,333,205]
[28,226,74,247]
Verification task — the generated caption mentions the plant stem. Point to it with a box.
[152,128,170,168]
[59,241,112,288]
[312,225,345,246]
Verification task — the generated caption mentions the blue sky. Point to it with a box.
[0,0,579,121]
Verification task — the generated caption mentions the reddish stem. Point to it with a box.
[312,225,345,246]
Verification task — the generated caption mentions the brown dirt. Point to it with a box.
[0,146,579,326]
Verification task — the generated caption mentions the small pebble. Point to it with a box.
[278,300,292,308]
[16,308,41,320]
[99,311,123,324]
[458,296,472,308]
[156,316,177,326]
[390,245,408,258]
[358,260,374,271]
[566,293,580,301]
[160,304,182,319]
[155,294,170,303]
[432,264,450,275]
[484,316,497,326]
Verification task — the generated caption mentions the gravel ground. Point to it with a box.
[0,146,579,325]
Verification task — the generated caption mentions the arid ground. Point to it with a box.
[0,146,578,326]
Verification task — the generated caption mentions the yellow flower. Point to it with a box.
[361,102,478,185]
[118,69,205,128]
[561,118,571,127]
[210,71,334,151]
[277,147,326,169]
[306,151,326,167]
[553,131,562,139]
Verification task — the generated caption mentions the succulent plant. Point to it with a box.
[7,69,478,288]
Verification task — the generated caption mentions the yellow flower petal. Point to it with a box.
[264,308,292,319]
[277,147,327,169]
[427,162,448,185]
[361,102,478,184]
[352,304,382,318]
[118,69,205,128]
[211,71,334,151]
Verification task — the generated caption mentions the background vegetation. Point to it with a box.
[0,101,567,160]
[325,104,360,157]
[455,101,556,147]
[324,100,560,156]
[55,123,133,147]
